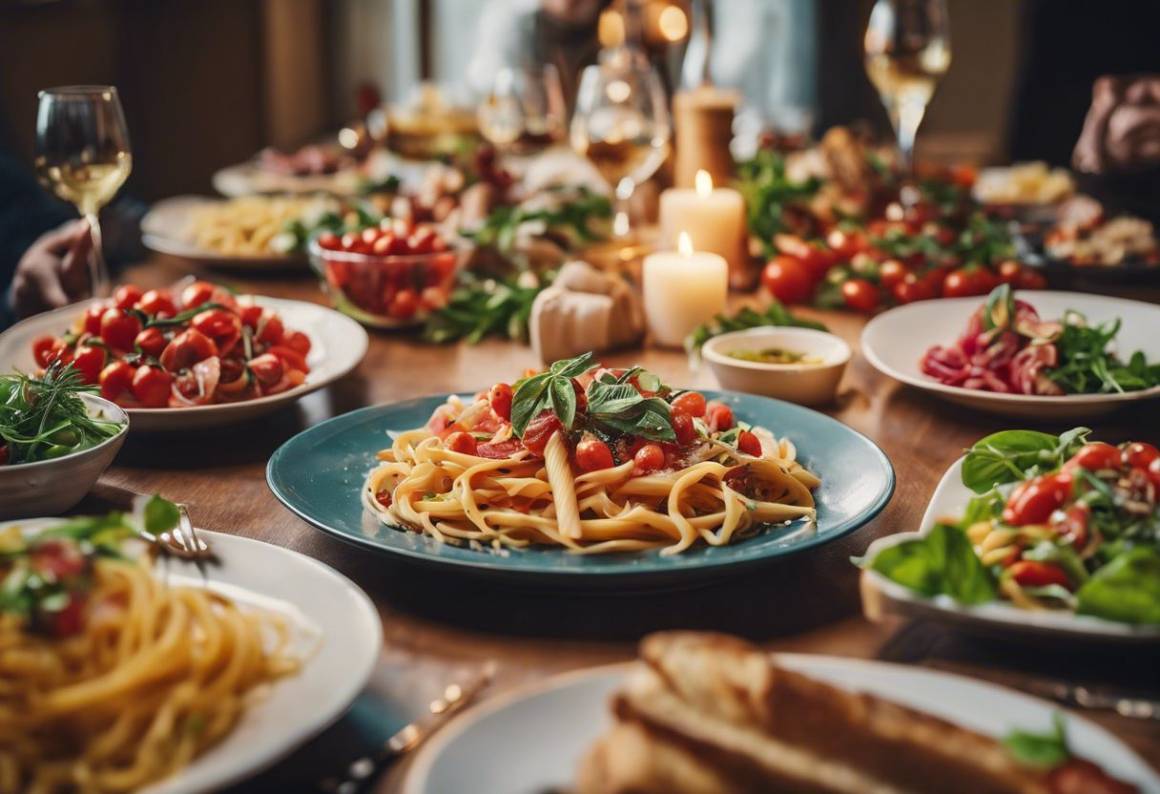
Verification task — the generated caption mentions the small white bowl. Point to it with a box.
[0,393,128,520]
[702,326,851,406]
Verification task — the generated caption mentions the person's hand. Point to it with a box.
[7,219,92,319]
[1073,75,1160,174]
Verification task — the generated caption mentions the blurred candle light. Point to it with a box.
[643,231,728,348]
[659,169,747,286]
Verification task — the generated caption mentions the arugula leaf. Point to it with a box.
[1076,547,1160,624]
[1045,313,1160,394]
[865,523,996,604]
[1003,714,1071,769]
[960,428,1089,493]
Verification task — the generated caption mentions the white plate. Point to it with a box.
[861,291,1160,419]
[403,656,1160,794]
[142,196,307,269]
[8,520,381,794]
[0,296,368,431]
[212,161,366,198]
[860,457,1160,644]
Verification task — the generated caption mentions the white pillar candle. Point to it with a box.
[643,232,728,348]
[658,170,747,271]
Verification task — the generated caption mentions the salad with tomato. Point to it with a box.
[863,428,1160,625]
[30,281,312,408]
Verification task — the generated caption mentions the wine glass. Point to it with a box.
[570,46,671,238]
[478,63,566,155]
[35,85,132,299]
[863,0,951,178]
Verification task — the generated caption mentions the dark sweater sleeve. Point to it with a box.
[0,151,75,287]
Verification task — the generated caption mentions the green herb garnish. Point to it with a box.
[1003,714,1071,769]
[422,271,550,345]
[685,302,827,360]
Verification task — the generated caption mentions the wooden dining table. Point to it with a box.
[88,255,1160,790]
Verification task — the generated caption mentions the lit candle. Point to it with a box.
[643,231,728,348]
[659,170,747,277]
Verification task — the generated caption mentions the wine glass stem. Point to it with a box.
[894,99,927,175]
[84,212,111,298]
[613,177,634,238]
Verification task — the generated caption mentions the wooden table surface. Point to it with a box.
[99,257,1160,788]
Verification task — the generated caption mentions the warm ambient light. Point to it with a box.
[658,5,689,42]
[694,169,713,198]
[678,231,694,257]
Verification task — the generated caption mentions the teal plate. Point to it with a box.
[266,391,895,585]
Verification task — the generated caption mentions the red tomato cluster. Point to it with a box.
[761,224,1047,313]
[315,220,457,322]
[31,281,311,409]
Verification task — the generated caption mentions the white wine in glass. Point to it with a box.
[478,63,565,155]
[864,0,951,173]
[35,86,132,298]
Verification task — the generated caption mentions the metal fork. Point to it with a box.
[154,502,217,576]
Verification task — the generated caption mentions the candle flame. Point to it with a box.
[694,169,713,197]
[678,231,694,256]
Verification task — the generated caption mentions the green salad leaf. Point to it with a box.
[960,428,1089,493]
[1003,714,1071,769]
[1076,547,1160,624]
[864,523,996,604]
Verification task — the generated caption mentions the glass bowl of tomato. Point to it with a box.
[308,221,470,329]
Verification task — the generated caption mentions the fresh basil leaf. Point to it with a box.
[1076,547,1160,624]
[587,382,644,416]
[961,429,1062,493]
[959,491,1004,528]
[1004,714,1071,769]
[866,523,996,604]
[549,376,577,430]
[635,406,676,442]
[144,495,182,536]
[635,370,661,393]
[550,351,595,378]
[511,373,550,435]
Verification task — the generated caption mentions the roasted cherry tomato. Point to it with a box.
[841,278,881,312]
[98,361,135,400]
[633,443,665,474]
[159,329,218,372]
[1003,473,1072,526]
[737,430,762,456]
[671,391,707,418]
[1009,560,1071,590]
[1122,442,1160,470]
[71,345,106,384]
[521,410,563,457]
[112,284,143,310]
[445,431,478,455]
[131,365,173,408]
[1066,442,1122,473]
[99,308,142,352]
[134,326,168,358]
[671,413,697,445]
[489,382,513,421]
[761,255,815,305]
[705,401,734,432]
[135,288,177,318]
[576,434,614,471]
[942,266,999,298]
[191,309,241,352]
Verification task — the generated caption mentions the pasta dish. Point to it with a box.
[0,504,301,793]
[363,353,819,555]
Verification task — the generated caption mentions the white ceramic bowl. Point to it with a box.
[702,327,851,406]
[0,393,128,520]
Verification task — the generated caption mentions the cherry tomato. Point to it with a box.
[476,439,523,459]
[99,309,143,352]
[576,435,614,471]
[361,227,382,246]
[773,234,833,278]
[841,278,881,312]
[761,255,815,305]
[131,365,173,408]
[1122,442,1159,470]
[71,345,105,384]
[997,260,1023,286]
[633,443,665,474]
[112,284,143,310]
[892,271,939,304]
[489,383,513,420]
[180,281,217,310]
[878,259,909,289]
[521,410,563,457]
[705,401,734,432]
[737,430,762,456]
[1066,442,1122,473]
[98,361,135,400]
[388,289,419,320]
[825,228,868,259]
[942,266,999,298]
[191,309,241,351]
[1009,560,1071,590]
[445,431,478,455]
[1149,458,1160,489]
[1052,502,1090,549]
[372,233,405,256]
[1003,473,1072,526]
[283,330,312,356]
[32,336,66,368]
[247,353,284,386]
[83,304,106,334]
[316,232,340,250]
[134,327,167,358]
[267,345,308,374]
[671,391,707,418]
[671,413,697,445]
[374,489,392,508]
[159,329,218,372]
[254,313,285,345]
[238,304,263,329]
[135,289,177,318]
